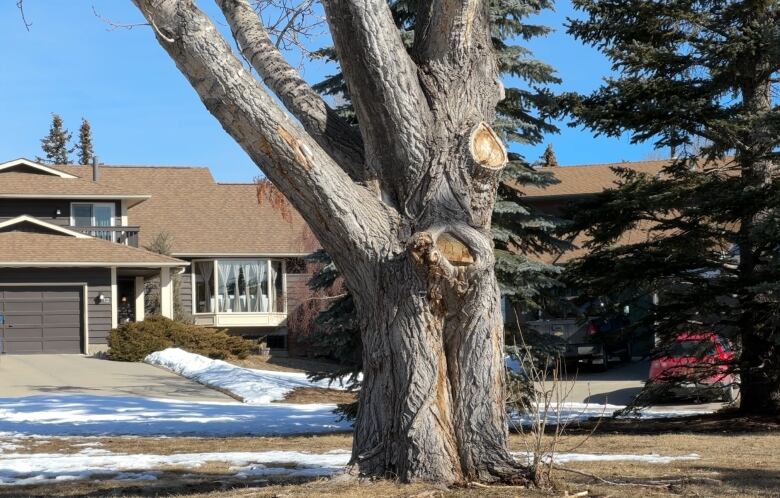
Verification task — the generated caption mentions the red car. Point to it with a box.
[648,332,738,402]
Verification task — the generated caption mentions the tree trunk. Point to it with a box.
[738,323,780,414]
[352,230,522,484]
[736,75,780,415]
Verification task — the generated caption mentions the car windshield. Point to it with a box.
[669,340,717,358]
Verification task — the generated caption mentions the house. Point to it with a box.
[508,159,669,361]
[519,159,667,264]
[0,158,315,355]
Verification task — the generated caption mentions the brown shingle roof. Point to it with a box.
[519,159,669,198]
[0,229,186,267]
[0,171,151,205]
[57,165,317,256]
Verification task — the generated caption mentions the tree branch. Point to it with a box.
[321,0,433,205]
[415,0,483,62]
[16,1,32,31]
[132,0,396,268]
[413,0,503,120]
[216,0,367,182]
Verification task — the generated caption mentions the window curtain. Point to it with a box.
[268,262,277,312]
[197,262,213,312]
[216,260,272,313]
[257,261,268,312]
[218,262,231,312]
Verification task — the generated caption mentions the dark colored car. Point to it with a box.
[526,315,632,371]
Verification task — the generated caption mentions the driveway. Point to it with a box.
[563,360,723,412]
[0,355,236,402]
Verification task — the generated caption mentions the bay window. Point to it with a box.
[193,259,285,315]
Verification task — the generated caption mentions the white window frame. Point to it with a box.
[191,258,287,316]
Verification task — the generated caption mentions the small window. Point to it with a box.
[194,261,215,313]
[265,335,286,349]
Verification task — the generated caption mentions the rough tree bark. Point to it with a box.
[132,0,525,484]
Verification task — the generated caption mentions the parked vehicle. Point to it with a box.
[648,332,737,402]
[525,314,632,371]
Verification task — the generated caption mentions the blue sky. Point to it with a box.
[0,0,658,183]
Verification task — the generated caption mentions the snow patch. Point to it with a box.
[0,395,349,437]
[512,402,712,426]
[0,447,700,486]
[145,348,347,404]
[513,451,700,464]
[0,448,350,486]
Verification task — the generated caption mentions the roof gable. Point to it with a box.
[0,216,90,238]
[0,158,78,179]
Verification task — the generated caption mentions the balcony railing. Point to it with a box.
[71,226,141,247]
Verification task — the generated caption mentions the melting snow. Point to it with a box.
[512,402,712,426]
[0,447,701,486]
[145,348,348,404]
[0,396,349,437]
[0,448,351,486]
[513,451,700,464]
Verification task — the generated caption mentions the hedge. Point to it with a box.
[107,315,256,362]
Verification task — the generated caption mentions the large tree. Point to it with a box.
[305,0,567,383]
[133,0,527,483]
[563,0,780,414]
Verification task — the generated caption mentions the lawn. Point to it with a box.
[2,351,776,496]
[1,423,777,497]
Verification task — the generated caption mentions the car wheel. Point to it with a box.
[593,349,609,372]
[723,384,738,403]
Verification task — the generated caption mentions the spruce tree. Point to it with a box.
[37,113,72,164]
[76,118,95,166]
[563,0,780,414]
[540,144,558,168]
[307,0,568,386]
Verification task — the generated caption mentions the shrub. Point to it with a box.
[107,315,256,362]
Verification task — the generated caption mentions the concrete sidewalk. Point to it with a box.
[0,355,236,402]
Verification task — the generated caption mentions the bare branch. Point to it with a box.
[16,0,32,31]
[250,0,324,59]
[217,0,366,182]
[132,0,396,268]
[92,5,150,32]
[321,0,432,205]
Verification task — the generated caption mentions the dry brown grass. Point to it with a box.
[232,355,342,374]
[277,387,357,404]
[2,429,778,498]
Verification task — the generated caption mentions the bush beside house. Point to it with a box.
[107,316,255,362]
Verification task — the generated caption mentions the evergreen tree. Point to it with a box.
[540,144,558,167]
[307,0,568,387]
[37,113,72,164]
[562,0,780,414]
[76,118,95,166]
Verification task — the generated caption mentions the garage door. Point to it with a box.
[0,287,82,354]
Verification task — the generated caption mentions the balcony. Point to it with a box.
[71,226,141,247]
